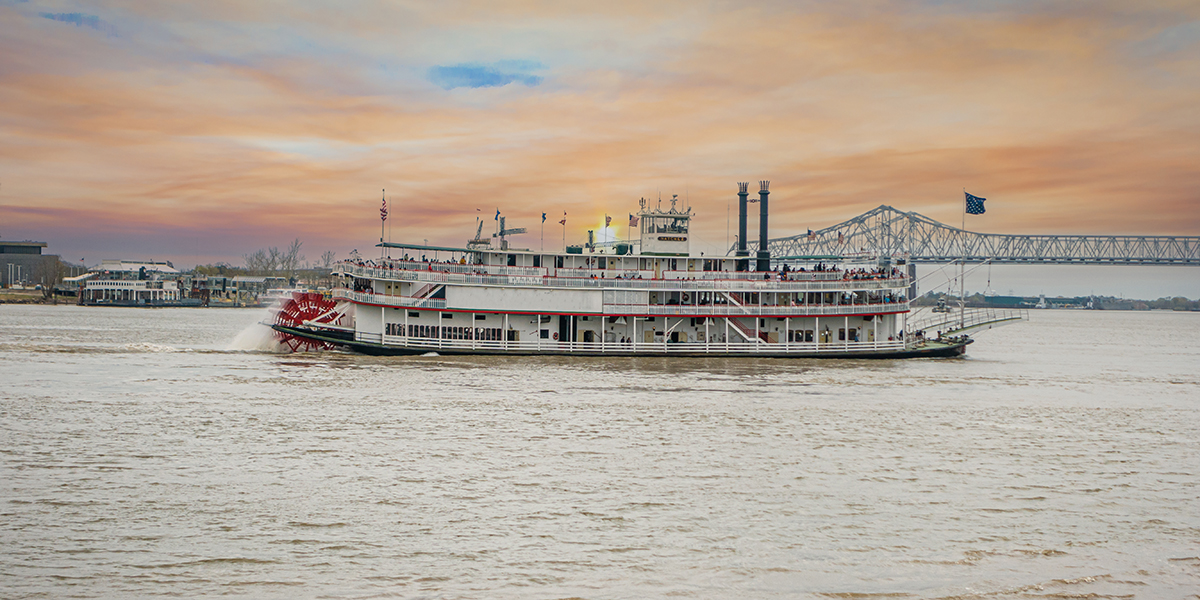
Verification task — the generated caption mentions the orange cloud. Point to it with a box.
[1,1,1197,269]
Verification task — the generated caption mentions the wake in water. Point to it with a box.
[120,342,181,353]
[227,312,287,353]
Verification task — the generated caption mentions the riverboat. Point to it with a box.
[77,260,202,307]
[271,182,1017,357]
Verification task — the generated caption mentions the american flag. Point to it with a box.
[807,229,815,241]
[605,215,611,227]
[380,196,388,222]
[629,213,639,227]
[966,192,986,215]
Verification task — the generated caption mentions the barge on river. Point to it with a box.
[272,182,1020,357]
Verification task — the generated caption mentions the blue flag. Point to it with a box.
[495,208,500,221]
[965,192,986,215]
[542,212,547,223]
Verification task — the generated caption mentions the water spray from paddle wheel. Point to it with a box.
[272,292,344,352]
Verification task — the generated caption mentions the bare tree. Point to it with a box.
[34,256,66,302]
[244,249,267,274]
[320,250,336,269]
[281,238,304,278]
[244,239,305,277]
[266,247,282,275]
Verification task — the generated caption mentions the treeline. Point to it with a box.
[915,291,1199,310]
[1147,296,1200,310]
[192,239,338,278]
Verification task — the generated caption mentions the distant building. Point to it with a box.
[91,259,180,279]
[231,275,289,295]
[78,259,188,306]
[1,240,57,288]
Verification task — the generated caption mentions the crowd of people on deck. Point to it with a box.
[344,253,906,285]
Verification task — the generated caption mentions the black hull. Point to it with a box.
[272,324,971,359]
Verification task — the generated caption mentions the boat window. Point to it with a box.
[533,255,541,268]
[408,311,419,318]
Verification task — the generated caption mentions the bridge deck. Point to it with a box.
[752,205,1199,266]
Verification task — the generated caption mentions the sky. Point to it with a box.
[2,0,1198,298]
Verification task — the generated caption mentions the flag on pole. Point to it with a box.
[807,229,815,241]
[380,195,388,222]
[837,231,845,244]
[559,211,567,226]
[605,215,611,227]
[965,192,986,214]
[542,212,547,223]
[495,208,501,221]
[629,213,639,227]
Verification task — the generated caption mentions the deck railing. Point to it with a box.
[335,289,446,309]
[345,259,888,282]
[336,288,906,316]
[337,264,908,292]
[603,302,907,317]
[363,332,908,354]
[907,306,1029,336]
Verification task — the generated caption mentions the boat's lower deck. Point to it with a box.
[272,323,970,359]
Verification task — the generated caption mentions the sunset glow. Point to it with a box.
[2,1,1198,272]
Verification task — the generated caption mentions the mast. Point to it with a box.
[960,189,965,331]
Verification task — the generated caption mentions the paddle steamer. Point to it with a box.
[272,182,984,357]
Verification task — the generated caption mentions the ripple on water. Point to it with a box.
[1,306,1198,598]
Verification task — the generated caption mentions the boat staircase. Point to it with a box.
[411,283,444,308]
[721,293,769,342]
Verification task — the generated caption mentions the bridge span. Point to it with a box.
[750,205,1200,266]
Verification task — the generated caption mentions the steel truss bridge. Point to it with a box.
[748,205,1200,265]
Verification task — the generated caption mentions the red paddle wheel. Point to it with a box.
[272,292,341,352]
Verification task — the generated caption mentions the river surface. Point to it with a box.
[1,305,1198,599]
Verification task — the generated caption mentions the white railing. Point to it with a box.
[908,306,1029,336]
[335,289,446,309]
[366,333,908,354]
[363,260,543,277]
[334,287,906,316]
[603,302,909,317]
[661,270,853,282]
[337,264,908,292]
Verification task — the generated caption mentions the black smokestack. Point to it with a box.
[736,182,749,271]
[756,180,770,272]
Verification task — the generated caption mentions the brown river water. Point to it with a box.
[1,305,1198,599]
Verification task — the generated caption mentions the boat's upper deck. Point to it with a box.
[337,255,908,293]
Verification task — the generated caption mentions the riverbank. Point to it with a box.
[0,289,54,304]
